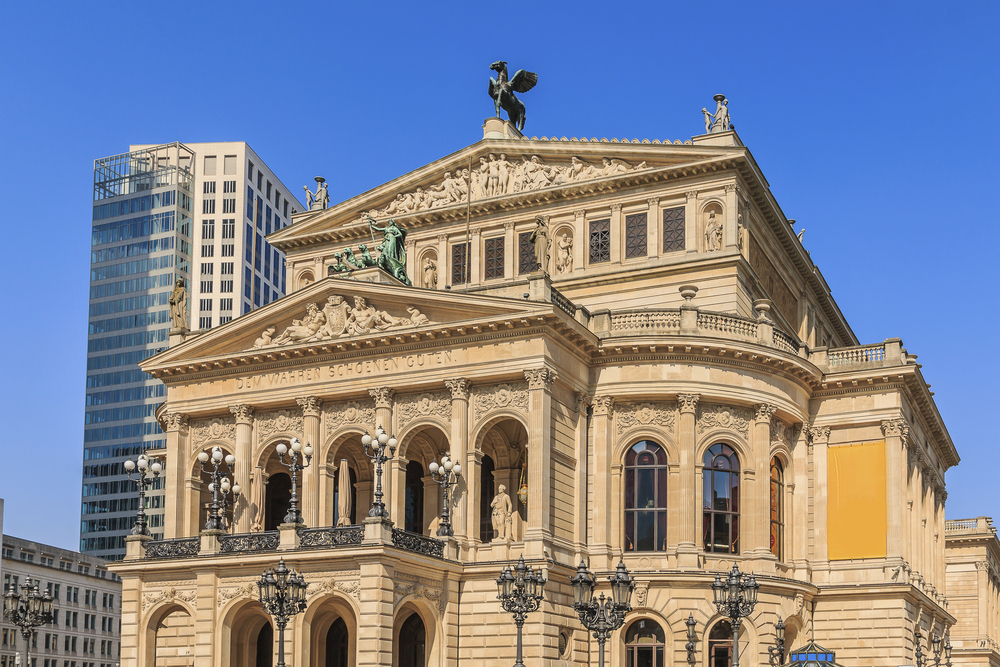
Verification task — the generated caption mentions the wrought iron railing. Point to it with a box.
[145,537,199,560]
[298,526,364,548]
[390,528,444,559]
[219,531,279,554]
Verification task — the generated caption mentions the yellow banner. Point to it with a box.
[828,441,886,560]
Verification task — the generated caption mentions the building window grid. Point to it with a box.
[517,232,535,275]
[624,212,647,258]
[483,237,505,280]
[624,441,668,552]
[451,243,468,285]
[589,219,611,263]
[770,457,784,561]
[703,443,740,554]
[662,207,685,252]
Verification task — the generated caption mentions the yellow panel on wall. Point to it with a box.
[828,441,887,560]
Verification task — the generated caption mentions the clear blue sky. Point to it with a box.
[1,1,997,551]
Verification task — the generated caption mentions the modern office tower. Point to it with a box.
[82,142,302,560]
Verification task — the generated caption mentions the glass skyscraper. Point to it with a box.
[82,142,301,560]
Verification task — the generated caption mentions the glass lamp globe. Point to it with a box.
[304,442,314,456]
[212,448,223,461]
[137,457,148,470]
[443,459,453,471]
[276,443,288,455]
[387,437,397,453]
[428,461,439,473]
[225,454,235,465]
[150,461,162,473]
[123,459,135,471]
[221,478,231,490]
[232,483,241,494]
[291,438,302,452]
[361,433,373,446]
[453,463,462,475]
[198,451,209,463]
[209,483,216,493]
[378,431,389,445]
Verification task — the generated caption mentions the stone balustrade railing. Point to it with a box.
[610,310,680,333]
[945,517,995,535]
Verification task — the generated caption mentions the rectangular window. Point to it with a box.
[662,206,685,252]
[202,199,215,214]
[201,244,214,257]
[221,280,233,293]
[85,591,90,605]
[223,198,236,214]
[246,186,254,218]
[589,219,611,263]
[223,180,237,193]
[222,219,235,239]
[203,156,217,175]
[247,160,254,182]
[221,244,234,257]
[220,298,233,311]
[257,172,262,190]
[202,219,215,239]
[484,237,504,280]
[266,181,272,200]
[200,299,213,312]
[108,595,113,610]
[200,280,213,294]
[624,212,647,258]
[202,181,216,194]
[451,243,468,285]
[199,316,212,330]
[201,263,214,275]
[517,231,535,275]
[224,155,236,175]
[284,201,289,218]
[73,588,78,603]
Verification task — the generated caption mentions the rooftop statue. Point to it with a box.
[367,214,412,286]
[488,61,537,132]
[701,94,732,134]
[304,177,330,211]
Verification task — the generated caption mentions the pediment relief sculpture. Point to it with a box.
[473,382,529,420]
[615,402,677,435]
[324,400,376,437]
[190,417,236,448]
[256,409,304,442]
[697,404,751,437]
[250,294,434,350]
[397,391,452,426]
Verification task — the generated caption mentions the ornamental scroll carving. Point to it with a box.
[160,412,189,432]
[392,578,445,613]
[142,587,196,610]
[305,571,362,601]
[615,402,676,435]
[324,400,376,438]
[770,420,800,448]
[474,382,529,421]
[697,404,751,437]
[396,391,452,426]
[190,417,236,448]
[217,582,258,608]
[256,409,303,442]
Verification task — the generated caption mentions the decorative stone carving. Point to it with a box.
[770,420,799,448]
[217,582,257,608]
[524,368,557,390]
[422,257,438,289]
[161,412,189,432]
[633,581,649,608]
[615,402,676,435]
[229,404,254,424]
[593,396,615,416]
[256,409,303,441]
[368,388,394,408]
[677,394,700,414]
[296,396,322,417]
[169,279,188,331]
[324,400,376,437]
[705,210,723,252]
[754,403,777,424]
[697,404,751,437]
[142,587,196,610]
[392,579,444,613]
[305,571,362,601]
[575,392,592,414]
[190,417,236,448]
[807,426,832,444]
[881,419,909,438]
[444,378,471,400]
[396,391,452,426]
[529,215,550,273]
[555,232,573,274]
[701,94,731,134]
[474,382,529,420]
[303,177,329,211]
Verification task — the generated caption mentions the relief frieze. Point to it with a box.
[697,404,751,437]
[324,400,377,438]
[615,402,677,435]
[396,391,452,426]
[234,351,457,392]
[189,417,236,449]
[256,409,303,441]
[473,382,529,421]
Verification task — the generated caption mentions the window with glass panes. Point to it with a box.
[517,232,535,275]
[624,441,668,552]
[589,219,611,263]
[770,457,784,560]
[662,207,685,252]
[624,213,647,258]
[703,443,740,554]
[484,237,505,280]
[451,243,468,285]
[624,619,665,667]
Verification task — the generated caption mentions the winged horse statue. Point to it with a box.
[488,61,537,132]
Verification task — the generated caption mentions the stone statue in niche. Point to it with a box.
[556,233,573,273]
[422,258,438,289]
[169,279,188,331]
[705,211,723,252]
[491,485,513,542]
[304,177,329,211]
[529,215,550,272]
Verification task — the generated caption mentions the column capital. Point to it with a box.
[807,426,831,444]
[610,203,623,212]
[646,196,660,207]
[228,404,254,425]
[160,412,189,432]
[880,419,909,438]
[296,396,323,417]
[723,183,737,193]
[685,190,699,201]
[444,378,471,400]
[573,209,586,218]
[368,387,395,408]
[504,221,516,230]
[470,226,482,237]
[677,394,700,414]
[437,233,448,242]
[754,403,778,424]
[575,392,593,414]
[524,368,557,391]
[592,395,615,416]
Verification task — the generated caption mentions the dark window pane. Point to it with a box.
[625,469,635,509]
[731,515,739,553]
[731,473,739,512]
[657,511,667,551]
[625,213,647,258]
[484,237,505,280]
[625,511,636,551]
[636,512,655,551]
[714,473,731,511]
[589,219,610,263]
[712,514,731,553]
[638,469,654,508]
[663,207,685,252]
[656,469,668,508]
[451,243,468,284]
[518,232,535,275]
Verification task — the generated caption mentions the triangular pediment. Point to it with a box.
[142,273,560,375]
[271,134,747,250]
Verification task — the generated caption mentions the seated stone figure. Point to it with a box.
[345,296,398,336]
[271,303,326,345]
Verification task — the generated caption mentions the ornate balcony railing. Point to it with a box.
[610,310,680,333]
[945,517,995,535]
[145,537,199,560]
[390,528,444,559]
[298,526,365,548]
[772,329,798,354]
[827,343,886,368]
[219,531,279,554]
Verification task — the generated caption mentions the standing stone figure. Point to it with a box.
[423,257,438,289]
[529,215,550,272]
[706,94,730,133]
[304,177,330,211]
[705,211,724,252]
[556,233,573,273]
[491,484,513,542]
[169,279,188,330]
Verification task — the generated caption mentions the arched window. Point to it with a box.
[405,461,424,534]
[770,457,784,560]
[255,623,273,667]
[703,444,740,554]
[708,620,733,667]
[625,441,668,552]
[398,613,426,667]
[264,473,291,532]
[624,618,665,667]
[480,455,496,542]
[325,618,348,667]
[333,467,358,527]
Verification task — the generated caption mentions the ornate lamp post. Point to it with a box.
[915,628,925,667]
[769,618,785,664]
[711,563,760,667]
[496,555,546,667]
[276,437,313,525]
[122,453,162,536]
[685,613,697,665]
[944,637,953,667]
[428,452,462,536]
[361,426,397,519]
[570,559,635,667]
[932,632,951,667]
[197,446,238,531]
[3,577,54,667]
[257,559,307,667]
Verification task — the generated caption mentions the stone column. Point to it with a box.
[504,221,516,280]
[445,378,471,543]
[881,419,908,563]
[572,393,592,561]
[646,197,660,260]
[791,426,810,571]
[422,475,438,536]
[404,239,415,282]
[524,368,557,556]
[356,558,395,667]
[469,227,482,286]
[808,427,831,562]
[591,395,614,566]
[436,233,448,289]
[465,449,484,546]
[724,184,739,249]
[573,209,586,274]
[368,388,394,521]
[296,397,322,527]
[609,203,623,265]
[753,404,777,558]
[676,394,699,568]
[227,405,254,533]
[161,412,188,539]
[388,458,407,530]
[684,191,699,254]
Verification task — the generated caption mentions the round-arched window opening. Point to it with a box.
[624,618,665,667]
[703,443,740,554]
[624,441,668,552]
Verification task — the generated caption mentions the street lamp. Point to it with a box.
[428,452,462,536]
[570,559,635,667]
[276,437,313,525]
[685,613,697,665]
[496,555,546,667]
[915,628,924,667]
[197,446,239,531]
[769,618,785,665]
[257,559,307,667]
[122,453,163,536]
[361,426,397,519]
[711,563,760,667]
[944,636,952,667]
[3,577,54,667]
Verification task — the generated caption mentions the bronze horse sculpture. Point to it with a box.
[488,61,537,132]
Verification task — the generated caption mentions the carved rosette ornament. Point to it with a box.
[524,368,557,391]
[229,404,254,424]
[677,394,700,414]
[615,402,677,435]
[396,391,452,426]
[324,400,376,437]
[697,404,751,437]
[369,387,395,409]
[473,382,529,420]
[297,396,323,417]
[190,417,237,448]
[444,378,472,400]
[256,409,304,442]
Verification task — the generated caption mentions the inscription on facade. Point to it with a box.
[235,351,456,391]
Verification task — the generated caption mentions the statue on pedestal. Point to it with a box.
[491,485,513,542]
[488,61,538,132]
[705,211,724,252]
[701,94,731,134]
[169,279,188,331]
[529,215,550,273]
[366,215,412,286]
[423,258,438,289]
[556,233,573,273]
[304,177,329,211]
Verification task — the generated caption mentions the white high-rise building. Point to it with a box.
[83,142,302,560]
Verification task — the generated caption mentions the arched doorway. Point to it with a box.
[144,604,194,667]
[398,613,426,667]
[623,618,665,667]
[708,620,734,667]
[226,601,273,667]
[476,418,528,542]
[255,624,273,667]
[324,618,348,667]
[265,472,291,531]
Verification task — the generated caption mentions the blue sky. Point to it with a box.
[0,1,997,551]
